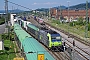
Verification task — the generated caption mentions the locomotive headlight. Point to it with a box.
[59,44,61,45]
[52,43,54,46]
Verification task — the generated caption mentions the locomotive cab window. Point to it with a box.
[51,36,61,42]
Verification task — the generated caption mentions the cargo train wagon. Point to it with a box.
[14,23,55,60]
[37,18,44,25]
[33,16,44,25]
[26,22,63,51]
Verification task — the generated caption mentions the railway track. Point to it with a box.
[27,18,71,60]
[24,26,65,60]
[65,38,90,60]
[27,17,90,60]
[44,22,90,47]
[45,22,90,60]
[29,31,70,60]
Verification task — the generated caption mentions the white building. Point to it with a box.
[10,14,16,26]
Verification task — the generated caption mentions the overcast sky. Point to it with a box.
[0,0,89,10]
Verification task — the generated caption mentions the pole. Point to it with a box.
[60,5,62,21]
[67,1,70,38]
[5,0,7,26]
[5,0,8,26]
[85,0,88,38]
[72,38,75,60]
[64,39,66,59]
[68,1,69,22]
[12,6,13,13]
[49,8,51,20]
[5,0,9,39]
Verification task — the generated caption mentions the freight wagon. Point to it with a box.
[14,22,55,60]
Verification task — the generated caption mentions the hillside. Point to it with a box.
[0,9,24,13]
[36,2,90,12]
[70,2,90,9]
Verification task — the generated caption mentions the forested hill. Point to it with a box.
[69,2,90,9]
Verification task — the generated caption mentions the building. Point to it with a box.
[50,8,90,21]
[10,14,16,26]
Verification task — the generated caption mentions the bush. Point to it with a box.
[1,33,9,40]
[52,20,60,24]
[69,22,76,26]
[77,17,84,26]
[0,17,5,25]
[88,23,90,31]
[69,22,73,26]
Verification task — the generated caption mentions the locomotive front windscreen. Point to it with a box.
[51,34,61,42]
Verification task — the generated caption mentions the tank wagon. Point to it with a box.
[26,23,63,51]
[14,22,55,60]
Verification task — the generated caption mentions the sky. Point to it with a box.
[0,0,89,11]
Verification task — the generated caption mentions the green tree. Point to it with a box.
[69,22,76,26]
[0,17,5,25]
[88,23,90,31]
[77,17,84,25]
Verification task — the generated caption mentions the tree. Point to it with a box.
[0,17,5,25]
[77,17,84,25]
[88,23,90,31]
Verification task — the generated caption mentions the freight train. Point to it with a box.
[17,17,63,51]
[14,22,55,60]
[33,16,44,25]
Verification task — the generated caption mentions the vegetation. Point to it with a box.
[0,39,16,60]
[0,17,5,25]
[88,23,90,31]
[52,20,60,24]
[69,17,90,31]
[0,30,18,60]
[2,33,9,40]
[47,19,90,40]
[70,2,90,9]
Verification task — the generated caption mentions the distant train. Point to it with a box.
[21,16,27,21]
[17,18,63,51]
[34,16,45,25]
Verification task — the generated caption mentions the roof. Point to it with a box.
[22,38,55,60]
[27,24,39,31]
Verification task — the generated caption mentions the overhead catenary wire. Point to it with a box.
[8,0,32,11]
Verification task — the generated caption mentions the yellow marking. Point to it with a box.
[38,54,44,60]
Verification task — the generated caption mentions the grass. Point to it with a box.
[0,39,16,60]
[0,32,20,60]
[47,20,90,42]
